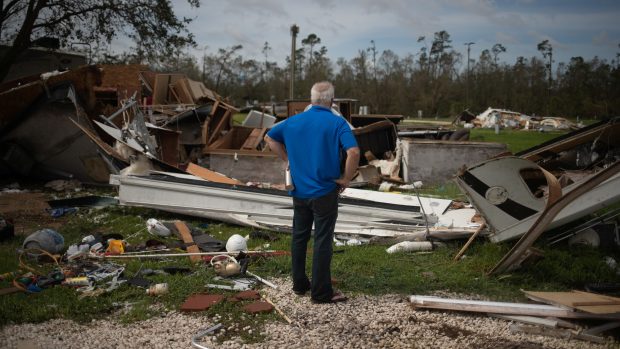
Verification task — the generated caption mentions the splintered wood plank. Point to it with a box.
[208,107,232,145]
[524,290,620,314]
[174,220,202,263]
[186,162,243,185]
[241,128,267,150]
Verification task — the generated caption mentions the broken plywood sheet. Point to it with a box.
[171,79,193,104]
[152,74,185,105]
[186,79,218,101]
[186,162,243,185]
[524,290,620,314]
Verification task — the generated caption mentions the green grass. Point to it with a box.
[232,113,247,125]
[2,199,620,343]
[470,128,566,153]
[401,117,571,154]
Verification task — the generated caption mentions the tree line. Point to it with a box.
[1,2,618,119]
[138,30,619,119]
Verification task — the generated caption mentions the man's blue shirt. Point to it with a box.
[267,105,358,198]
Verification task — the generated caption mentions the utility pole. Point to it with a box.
[289,24,299,100]
[464,42,475,108]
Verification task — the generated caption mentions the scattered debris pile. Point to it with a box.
[1,64,408,188]
[3,216,285,319]
[455,107,580,130]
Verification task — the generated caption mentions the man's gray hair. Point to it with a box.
[310,81,334,106]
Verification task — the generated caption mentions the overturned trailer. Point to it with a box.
[455,117,620,244]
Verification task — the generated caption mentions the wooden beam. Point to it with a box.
[173,221,202,263]
[453,223,485,261]
[241,128,267,150]
[185,162,243,185]
[208,109,232,145]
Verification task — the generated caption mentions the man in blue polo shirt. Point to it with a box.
[264,81,360,303]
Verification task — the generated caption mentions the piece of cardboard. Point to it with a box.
[524,290,620,314]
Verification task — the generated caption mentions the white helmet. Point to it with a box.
[225,234,247,253]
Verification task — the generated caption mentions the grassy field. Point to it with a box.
[400,117,569,154]
[469,128,566,153]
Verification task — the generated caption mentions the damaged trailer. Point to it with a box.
[455,117,620,244]
[110,172,481,240]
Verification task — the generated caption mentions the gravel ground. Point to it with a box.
[0,278,615,349]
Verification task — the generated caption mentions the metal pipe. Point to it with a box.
[246,271,278,289]
[191,323,223,349]
[93,250,276,259]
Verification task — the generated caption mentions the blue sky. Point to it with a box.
[167,0,620,68]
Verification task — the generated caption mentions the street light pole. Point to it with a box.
[464,42,475,107]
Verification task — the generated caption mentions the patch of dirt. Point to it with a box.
[0,192,66,234]
[435,323,475,339]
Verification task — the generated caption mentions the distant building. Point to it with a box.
[0,45,87,83]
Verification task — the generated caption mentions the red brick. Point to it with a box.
[180,294,224,312]
[233,290,260,300]
[243,301,273,314]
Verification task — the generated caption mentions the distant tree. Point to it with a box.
[537,39,554,114]
[213,45,243,91]
[537,39,553,85]
[301,33,321,66]
[429,30,452,78]
[491,43,506,65]
[0,0,199,81]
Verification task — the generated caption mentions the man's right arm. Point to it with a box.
[264,134,288,163]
